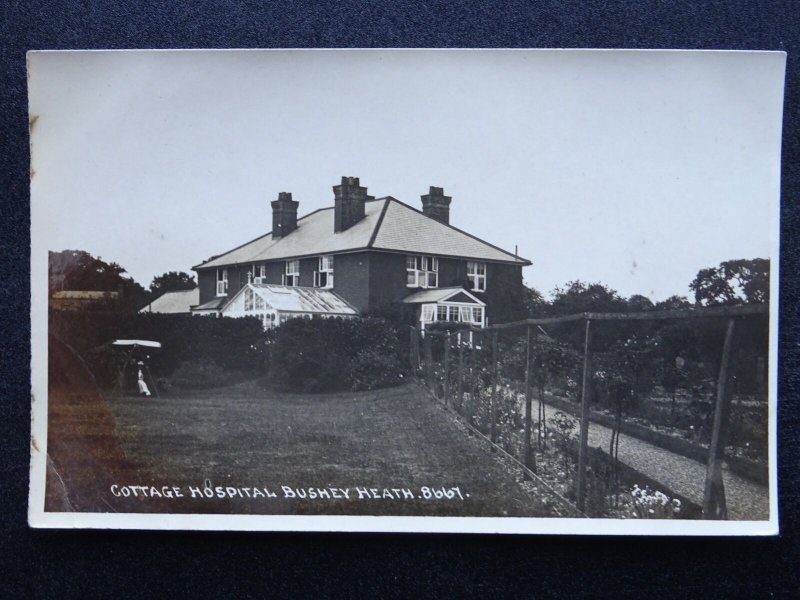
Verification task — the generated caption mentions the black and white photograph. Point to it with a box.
[28,49,784,534]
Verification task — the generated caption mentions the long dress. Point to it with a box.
[137,368,151,396]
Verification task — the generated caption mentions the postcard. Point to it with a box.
[28,49,785,534]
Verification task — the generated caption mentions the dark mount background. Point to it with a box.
[1,2,797,597]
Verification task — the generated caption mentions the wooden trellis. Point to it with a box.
[411,302,767,517]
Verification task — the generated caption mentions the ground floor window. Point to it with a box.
[244,286,267,311]
[421,302,484,328]
[243,287,277,328]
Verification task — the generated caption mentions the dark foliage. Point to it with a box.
[149,271,197,300]
[690,258,770,306]
[49,249,150,312]
[266,317,406,393]
[49,309,268,388]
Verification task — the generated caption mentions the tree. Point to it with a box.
[523,285,549,318]
[549,281,629,351]
[689,258,769,306]
[655,295,692,311]
[550,281,628,315]
[626,294,655,312]
[50,250,127,292]
[49,249,149,312]
[149,271,197,300]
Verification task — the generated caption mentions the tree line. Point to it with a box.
[523,257,769,319]
[51,249,769,318]
[49,249,198,311]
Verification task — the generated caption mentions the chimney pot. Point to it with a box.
[271,191,299,239]
[333,176,368,233]
[421,186,452,224]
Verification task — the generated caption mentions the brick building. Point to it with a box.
[192,177,531,330]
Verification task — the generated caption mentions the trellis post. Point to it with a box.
[443,332,451,407]
[576,318,592,513]
[490,329,498,443]
[409,326,419,371]
[423,332,433,391]
[523,324,534,472]
[703,318,737,519]
[457,332,464,413]
[468,331,477,426]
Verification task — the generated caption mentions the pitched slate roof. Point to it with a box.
[139,288,200,314]
[401,287,485,305]
[195,197,530,270]
[193,296,229,311]
[370,200,525,264]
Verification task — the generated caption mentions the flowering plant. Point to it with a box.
[629,484,682,519]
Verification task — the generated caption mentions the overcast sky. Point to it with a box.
[29,49,785,301]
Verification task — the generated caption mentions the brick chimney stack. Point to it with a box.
[271,191,299,239]
[333,176,367,233]
[421,186,452,224]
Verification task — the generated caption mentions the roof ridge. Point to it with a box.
[367,197,391,248]
[376,197,531,265]
[192,206,333,270]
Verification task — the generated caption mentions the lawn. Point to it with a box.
[45,381,579,518]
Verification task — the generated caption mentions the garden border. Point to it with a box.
[415,382,586,519]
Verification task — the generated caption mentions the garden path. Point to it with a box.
[556,406,770,520]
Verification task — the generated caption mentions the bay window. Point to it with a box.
[420,303,485,328]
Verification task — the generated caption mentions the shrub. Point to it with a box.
[266,316,406,393]
[350,348,405,391]
[49,309,269,388]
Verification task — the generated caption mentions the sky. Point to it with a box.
[28,49,785,302]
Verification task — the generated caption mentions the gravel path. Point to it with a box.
[561,406,770,520]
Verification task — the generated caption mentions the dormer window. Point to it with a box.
[314,255,334,289]
[216,268,228,296]
[251,263,266,284]
[406,255,438,288]
[283,260,300,286]
[467,261,486,292]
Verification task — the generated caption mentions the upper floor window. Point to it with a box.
[283,260,300,286]
[251,263,266,284]
[216,268,228,296]
[314,255,334,289]
[467,261,486,292]
[406,255,438,288]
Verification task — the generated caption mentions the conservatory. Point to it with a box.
[220,283,358,329]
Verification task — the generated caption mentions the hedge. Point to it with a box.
[266,316,406,393]
[49,309,268,387]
